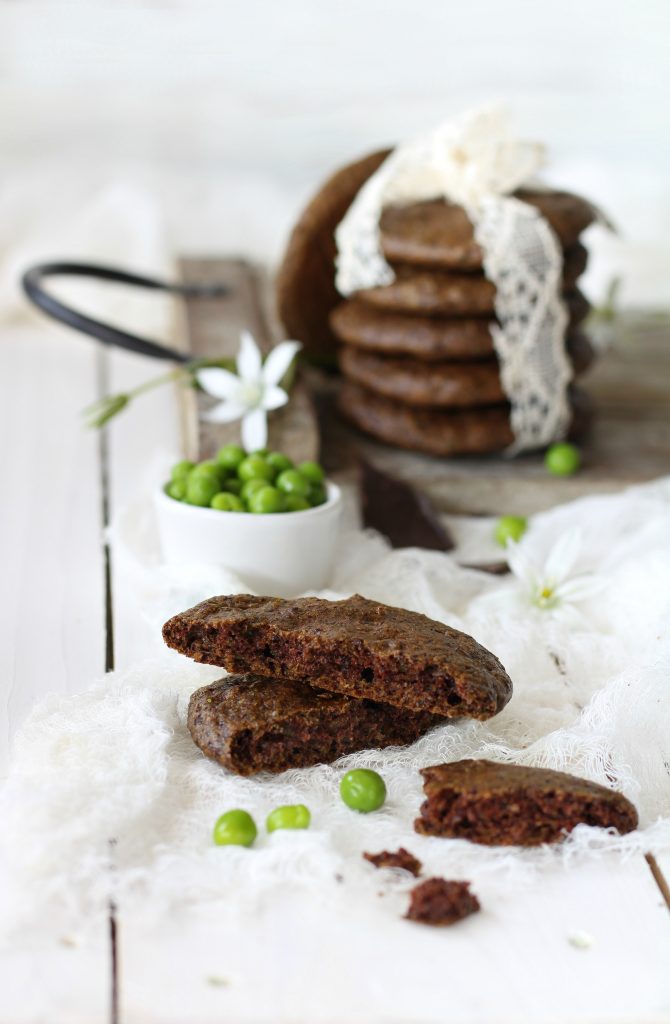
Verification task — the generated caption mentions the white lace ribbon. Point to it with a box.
[334,107,573,452]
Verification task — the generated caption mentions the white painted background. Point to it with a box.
[1,0,669,307]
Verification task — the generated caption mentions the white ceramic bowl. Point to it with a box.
[154,481,342,597]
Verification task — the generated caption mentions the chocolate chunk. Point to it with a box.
[364,848,422,876]
[163,594,512,720]
[361,459,453,552]
[188,676,439,775]
[405,878,480,926]
[415,759,639,846]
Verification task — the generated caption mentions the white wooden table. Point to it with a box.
[1,314,669,1024]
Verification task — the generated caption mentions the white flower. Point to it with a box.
[506,528,601,610]
[196,331,301,452]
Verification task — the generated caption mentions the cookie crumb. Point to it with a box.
[406,878,480,926]
[364,847,422,877]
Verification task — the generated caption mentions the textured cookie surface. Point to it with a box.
[405,878,480,926]
[339,338,593,408]
[381,195,595,270]
[339,381,592,456]
[415,759,639,846]
[355,247,585,317]
[164,593,513,719]
[330,294,592,362]
[188,676,439,775]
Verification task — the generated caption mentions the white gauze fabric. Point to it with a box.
[335,106,573,451]
[1,477,670,939]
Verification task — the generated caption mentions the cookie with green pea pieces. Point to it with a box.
[164,447,329,514]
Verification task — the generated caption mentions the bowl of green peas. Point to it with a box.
[154,444,342,596]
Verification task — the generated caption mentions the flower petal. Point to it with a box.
[544,528,583,586]
[506,540,537,587]
[196,367,242,401]
[555,574,603,603]
[261,341,302,387]
[261,385,288,412]
[201,399,248,424]
[237,330,263,382]
[241,407,268,452]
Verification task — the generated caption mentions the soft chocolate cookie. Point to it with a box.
[339,380,592,456]
[164,593,513,720]
[338,336,593,409]
[330,292,592,362]
[276,149,390,360]
[381,195,596,270]
[188,676,439,776]
[415,759,638,846]
[355,248,585,318]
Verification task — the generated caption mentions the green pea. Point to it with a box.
[222,477,242,496]
[339,769,386,813]
[216,444,245,471]
[240,477,270,503]
[238,455,275,483]
[171,459,195,483]
[545,442,581,477]
[251,448,269,457]
[276,469,311,498]
[283,494,311,512]
[266,451,293,473]
[165,479,186,501]
[185,473,220,507]
[494,515,528,547]
[191,460,226,486]
[211,492,245,512]
[266,804,311,833]
[248,485,286,514]
[298,460,325,484]
[213,809,257,847]
[308,483,328,507]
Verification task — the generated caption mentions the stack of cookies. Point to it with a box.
[277,150,598,457]
[163,594,512,776]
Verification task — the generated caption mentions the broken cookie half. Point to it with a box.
[415,759,638,846]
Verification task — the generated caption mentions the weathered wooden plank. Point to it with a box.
[0,324,112,1021]
[179,258,319,463]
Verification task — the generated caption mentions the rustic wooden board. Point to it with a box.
[178,258,319,463]
[180,260,670,514]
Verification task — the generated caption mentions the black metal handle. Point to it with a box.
[22,261,230,364]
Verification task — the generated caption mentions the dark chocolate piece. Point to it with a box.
[361,459,454,552]
[405,878,480,926]
[163,594,512,720]
[415,759,639,846]
[188,676,439,775]
[364,847,422,876]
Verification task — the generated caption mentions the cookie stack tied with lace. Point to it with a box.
[276,146,600,457]
[163,594,512,775]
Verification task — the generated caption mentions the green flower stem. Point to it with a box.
[83,351,298,429]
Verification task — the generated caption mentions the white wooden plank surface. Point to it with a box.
[0,326,106,775]
[120,858,670,1024]
[0,323,110,1022]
